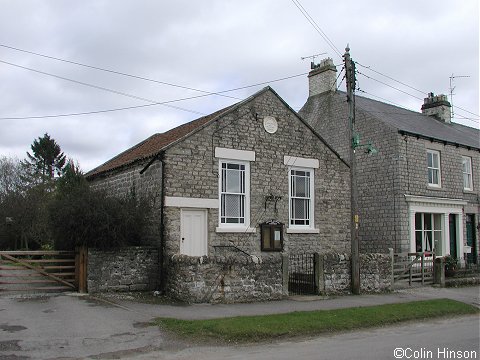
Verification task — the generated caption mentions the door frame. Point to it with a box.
[466,214,477,264]
[180,208,208,256]
[449,214,458,259]
[406,196,465,263]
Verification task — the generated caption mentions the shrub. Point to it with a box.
[49,166,151,250]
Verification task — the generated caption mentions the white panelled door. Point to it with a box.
[180,209,207,256]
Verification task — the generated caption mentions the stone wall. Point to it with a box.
[321,253,351,294]
[88,161,163,247]
[88,247,159,293]
[167,251,391,303]
[318,252,392,295]
[300,89,480,258]
[167,253,284,303]
[359,253,392,292]
[162,89,351,258]
[299,91,404,254]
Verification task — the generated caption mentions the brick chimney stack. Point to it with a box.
[421,92,452,123]
[307,58,337,97]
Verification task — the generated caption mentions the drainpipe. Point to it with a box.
[140,151,166,293]
[158,152,166,293]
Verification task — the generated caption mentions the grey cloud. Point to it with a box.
[0,0,477,172]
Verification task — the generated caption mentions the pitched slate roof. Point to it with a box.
[301,90,480,150]
[354,93,479,149]
[86,104,234,178]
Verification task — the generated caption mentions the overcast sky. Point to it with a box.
[1,0,478,172]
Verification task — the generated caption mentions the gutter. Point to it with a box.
[398,130,480,152]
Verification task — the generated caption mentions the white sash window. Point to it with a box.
[289,167,314,228]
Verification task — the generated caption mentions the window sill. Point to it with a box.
[463,189,474,193]
[216,227,256,233]
[286,228,320,234]
[427,185,442,190]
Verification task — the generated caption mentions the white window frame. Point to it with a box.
[217,159,251,231]
[462,156,473,191]
[406,195,466,260]
[288,166,315,230]
[427,149,441,188]
[414,213,442,253]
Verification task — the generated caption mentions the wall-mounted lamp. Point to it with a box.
[352,132,377,155]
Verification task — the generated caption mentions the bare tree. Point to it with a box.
[0,156,25,203]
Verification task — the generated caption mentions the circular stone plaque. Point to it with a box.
[263,116,278,134]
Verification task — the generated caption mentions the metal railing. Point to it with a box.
[288,253,316,295]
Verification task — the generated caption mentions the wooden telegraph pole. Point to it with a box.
[345,45,360,294]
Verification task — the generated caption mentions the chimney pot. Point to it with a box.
[307,58,337,97]
[421,92,452,123]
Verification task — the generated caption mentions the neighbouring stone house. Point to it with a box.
[85,87,352,301]
[299,58,480,266]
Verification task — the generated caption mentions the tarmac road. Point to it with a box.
[129,315,480,360]
[0,293,177,359]
[0,286,479,359]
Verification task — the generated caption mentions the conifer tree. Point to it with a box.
[22,133,66,186]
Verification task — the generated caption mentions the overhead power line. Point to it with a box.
[288,0,478,122]
[454,105,479,119]
[290,0,342,59]
[356,70,424,101]
[357,89,416,110]
[356,61,479,120]
[357,89,479,126]
[355,61,427,95]
[0,59,205,115]
[0,43,238,100]
[357,70,479,123]
[0,58,308,120]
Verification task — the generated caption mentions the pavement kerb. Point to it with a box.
[82,285,480,321]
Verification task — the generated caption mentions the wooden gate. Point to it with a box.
[392,251,435,287]
[288,253,317,295]
[0,248,87,293]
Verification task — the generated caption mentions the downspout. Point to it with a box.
[158,152,166,293]
[140,152,166,293]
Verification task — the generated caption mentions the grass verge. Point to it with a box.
[154,299,479,343]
